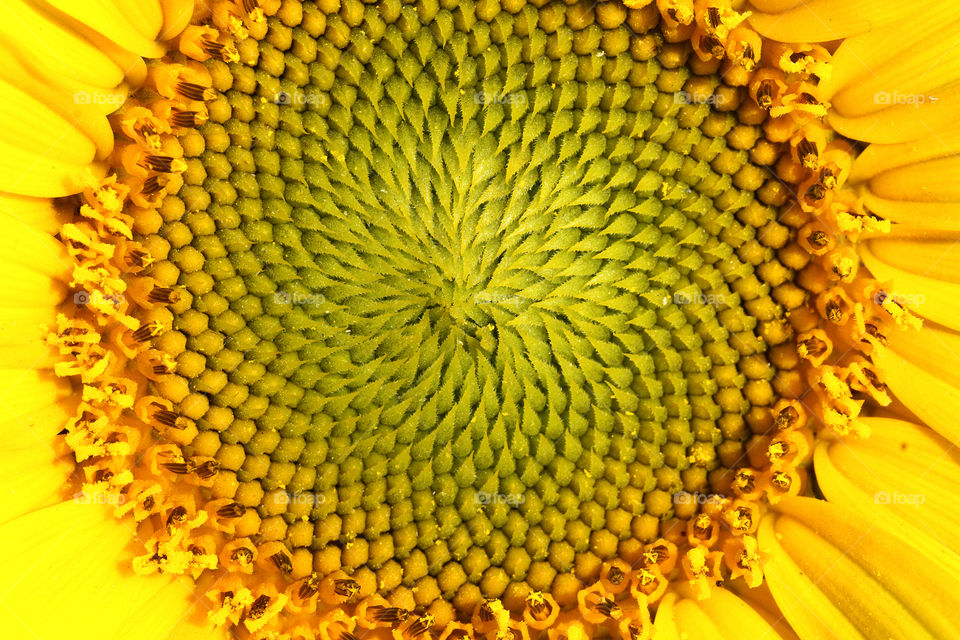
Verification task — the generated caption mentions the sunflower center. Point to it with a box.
[147,0,794,617]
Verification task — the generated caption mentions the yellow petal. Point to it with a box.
[0,0,125,90]
[885,317,960,390]
[0,370,71,415]
[115,576,230,640]
[849,124,960,183]
[159,0,195,41]
[872,344,960,444]
[860,190,960,237]
[0,216,70,281]
[657,585,790,640]
[749,0,944,43]
[33,0,165,58]
[109,0,163,41]
[861,241,960,331]
[0,262,67,307]
[0,440,73,525]
[868,156,960,202]
[0,501,200,640]
[757,510,865,640]
[828,13,960,117]
[867,239,960,285]
[0,308,60,349]
[829,89,960,144]
[0,77,97,167]
[762,497,960,640]
[814,418,960,554]
[0,195,71,235]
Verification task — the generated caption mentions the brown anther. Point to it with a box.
[217,502,246,518]
[153,362,174,376]
[339,634,360,640]
[756,81,774,109]
[733,468,756,494]
[700,34,725,59]
[370,606,410,624]
[142,175,167,196]
[147,286,180,305]
[607,566,625,585]
[176,81,215,102]
[271,551,293,574]
[201,37,226,56]
[774,405,800,430]
[407,615,434,637]
[798,92,820,105]
[131,322,163,343]
[707,7,721,29]
[645,543,668,566]
[771,470,792,490]
[248,595,270,619]
[799,337,827,358]
[298,573,321,599]
[242,0,259,13]
[693,514,712,534]
[154,409,180,428]
[170,108,208,128]
[140,155,178,173]
[731,506,753,532]
[862,367,886,390]
[797,139,818,169]
[195,459,220,479]
[167,505,188,526]
[805,182,826,202]
[826,301,843,323]
[142,495,155,510]
[819,167,837,189]
[161,461,195,475]
[864,323,887,345]
[478,602,495,621]
[333,579,360,597]
[595,598,621,619]
[526,593,548,619]
[231,547,254,564]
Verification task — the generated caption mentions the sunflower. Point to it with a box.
[2,0,960,638]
